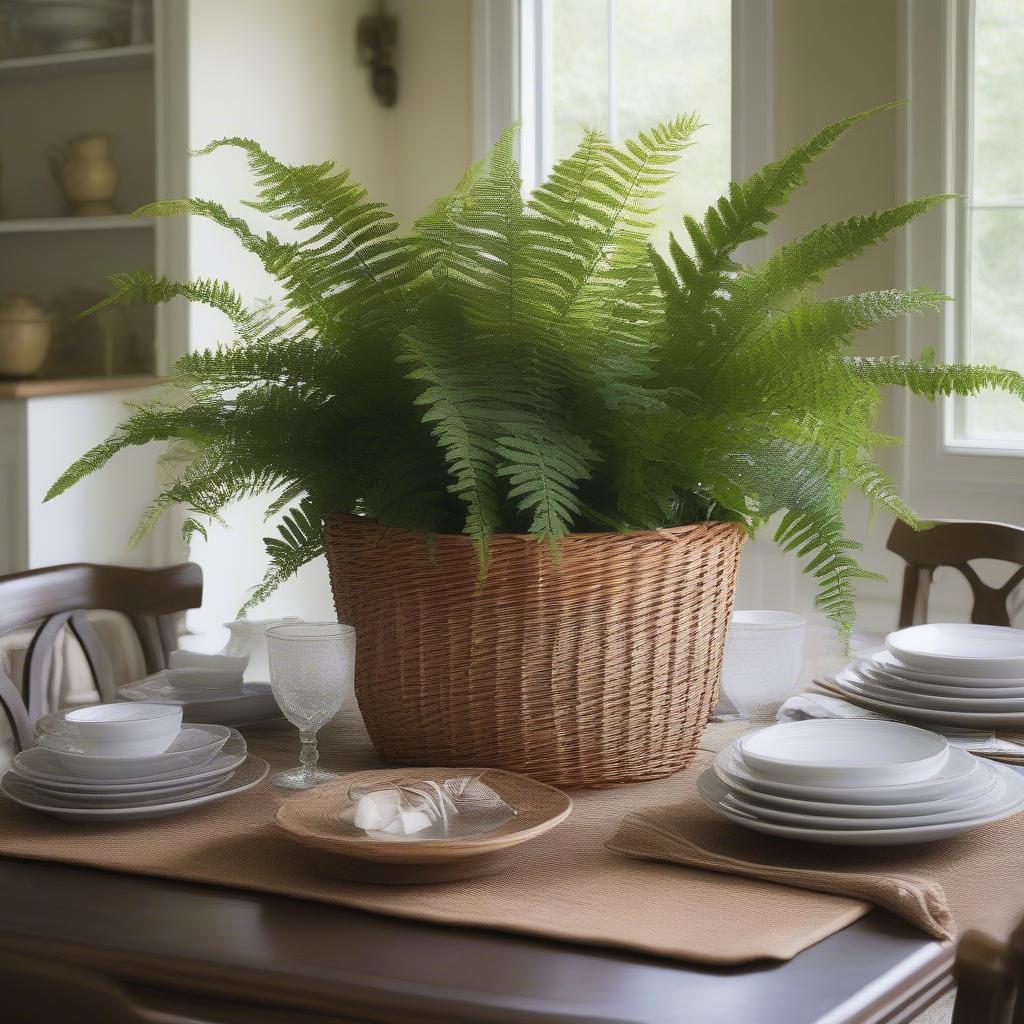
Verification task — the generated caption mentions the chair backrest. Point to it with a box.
[887,519,1024,629]
[0,950,148,1024]
[952,929,1017,1024]
[0,562,202,753]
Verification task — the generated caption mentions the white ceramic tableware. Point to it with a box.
[845,665,1024,711]
[11,774,233,808]
[736,719,949,787]
[697,765,1024,846]
[870,649,1024,687]
[828,672,1024,728]
[887,624,1024,678]
[714,742,982,804]
[168,650,250,674]
[117,678,283,726]
[12,733,246,790]
[860,656,1024,697]
[714,750,997,817]
[35,703,182,757]
[718,765,1008,830]
[36,724,231,779]
[1,755,270,822]
[151,667,245,698]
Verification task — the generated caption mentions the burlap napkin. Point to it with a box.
[608,748,1024,944]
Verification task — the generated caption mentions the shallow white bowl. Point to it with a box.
[887,624,1024,678]
[737,719,950,788]
[168,650,250,674]
[716,743,982,804]
[149,668,245,699]
[37,724,231,780]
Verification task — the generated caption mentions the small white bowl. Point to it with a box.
[48,703,183,756]
[737,720,950,788]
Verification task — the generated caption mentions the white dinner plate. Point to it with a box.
[118,679,285,727]
[715,753,999,817]
[1,755,269,821]
[887,624,1024,678]
[697,765,1024,846]
[736,719,949,788]
[9,774,234,808]
[35,724,232,779]
[11,732,247,790]
[715,742,982,804]
[829,673,1024,728]
[870,650,1024,689]
[860,656,1024,698]
[718,763,1008,830]
[843,665,1024,712]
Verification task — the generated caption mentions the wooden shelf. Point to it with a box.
[0,44,153,82]
[0,374,160,399]
[0,215,152,235]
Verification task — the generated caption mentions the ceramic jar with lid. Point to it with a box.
[0,295,51,376]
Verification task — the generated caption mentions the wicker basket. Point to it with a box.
[325,515,745,787]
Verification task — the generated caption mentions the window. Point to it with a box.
[957,0,1024,443]
[478,1,758,256]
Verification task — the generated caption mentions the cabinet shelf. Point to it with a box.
[0,215,152,235]
[0,44,153,82]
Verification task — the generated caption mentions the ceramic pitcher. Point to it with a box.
[50,133,118,216]
[222,618,302,682]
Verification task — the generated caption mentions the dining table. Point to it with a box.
[0,706,966,1024]
[0,858,951,1024]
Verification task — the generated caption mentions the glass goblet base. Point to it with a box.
[271,765,340,790]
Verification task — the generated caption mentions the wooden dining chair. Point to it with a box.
[0,562,202,754]
[887,519,1024,629]
[0,950,149,1024]
[951,929,1017,1024]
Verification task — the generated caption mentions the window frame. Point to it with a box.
[902,0,1024,468]
[472,0,774,236]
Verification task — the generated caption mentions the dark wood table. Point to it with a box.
[0,858,951,1024]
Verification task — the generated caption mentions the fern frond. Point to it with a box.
[845,355,1024,401]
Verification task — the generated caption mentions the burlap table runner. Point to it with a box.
[0,712,873,965]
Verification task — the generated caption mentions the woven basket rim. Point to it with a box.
[325,513,745,545]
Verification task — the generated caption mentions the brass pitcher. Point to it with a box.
[50,133,118,216]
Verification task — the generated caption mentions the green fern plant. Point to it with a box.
[47,105,1024,639]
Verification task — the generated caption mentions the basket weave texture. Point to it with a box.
[325,515,745,787]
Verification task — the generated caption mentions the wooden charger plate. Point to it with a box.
[274,767,572,883]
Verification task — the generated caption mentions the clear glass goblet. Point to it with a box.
[266,621,356,789]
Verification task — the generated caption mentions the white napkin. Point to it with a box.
[777,692,1024,756]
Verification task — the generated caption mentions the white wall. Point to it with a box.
[183,0,395,637]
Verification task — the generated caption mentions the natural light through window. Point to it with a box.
[548,0,731,252]
[965,0,1024,441]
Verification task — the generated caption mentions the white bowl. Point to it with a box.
[61,702,181,742]
[150,668,245,699]
[887,623,1024,678]
[736,720,950,788]
[37,725,231,780]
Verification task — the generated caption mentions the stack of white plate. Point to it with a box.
[698,719,1024,845]
[118,669,286,729]
[0,702,268,821]
[829,623,1024,729]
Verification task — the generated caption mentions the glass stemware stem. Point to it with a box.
[299,730,319,778]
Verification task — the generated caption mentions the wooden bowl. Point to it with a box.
[274,767,572,877]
